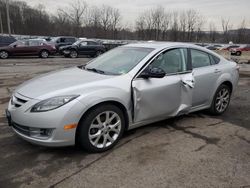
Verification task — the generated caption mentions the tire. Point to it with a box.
[40,50,49,58]
[77,104,125,153]
[208,84,231,115]
[0,50,9,59]
[69,50,78,58]
[236,51,241,56]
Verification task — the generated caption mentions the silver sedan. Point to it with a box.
[6,42,239,152]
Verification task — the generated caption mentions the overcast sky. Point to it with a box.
[16,0,250,30]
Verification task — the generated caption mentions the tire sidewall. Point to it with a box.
[0,50,9,59]
[210,84,231,115]
[40,50,49,58]
[77,104,125,152]
[70,50,78,58]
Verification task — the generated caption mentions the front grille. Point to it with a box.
[11,95,28,108]
[12,122,53,139]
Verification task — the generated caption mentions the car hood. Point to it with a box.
[15,67,115,99]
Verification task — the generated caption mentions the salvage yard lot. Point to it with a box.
[0,57,250,188]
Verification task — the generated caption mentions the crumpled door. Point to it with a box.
[132,72,194,123]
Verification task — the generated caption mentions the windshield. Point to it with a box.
[51,37,59,42]
[85,47,154,75]
[73,40,83,46]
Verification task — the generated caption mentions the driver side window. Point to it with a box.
[150,48,188,74]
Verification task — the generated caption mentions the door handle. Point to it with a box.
[214,69,221,73]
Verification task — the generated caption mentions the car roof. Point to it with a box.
[125,42,202,50]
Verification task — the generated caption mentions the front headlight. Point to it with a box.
[31,95,79,112]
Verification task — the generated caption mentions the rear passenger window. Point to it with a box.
[210,55,220,65]
[191,49,211,68]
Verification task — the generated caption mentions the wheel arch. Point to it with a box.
[76,100,130,141]
[40,49,50,54]
[220,80,233,93]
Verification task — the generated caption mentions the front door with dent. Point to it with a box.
[132,48,194,123]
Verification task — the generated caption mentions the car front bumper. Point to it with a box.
[6,93,85,147]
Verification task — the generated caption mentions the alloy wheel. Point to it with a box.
[88,111,121,149]
[215,88,230,113]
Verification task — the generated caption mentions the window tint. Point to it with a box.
[65,38,76,43]
[28,41,40,46]
[210,55,220,65]
[79,41,87,46]
[150,48,187,74]
[191,49,211,68]
[87,41,97,45]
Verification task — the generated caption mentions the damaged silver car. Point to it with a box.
[6,42,239,152]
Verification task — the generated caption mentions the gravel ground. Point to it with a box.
[0,57,250,188]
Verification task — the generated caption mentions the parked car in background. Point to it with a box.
[0,39,57,59]
[50,36,78,51]
[59,39,105,58]
[206,44,223,50]
[0,35,16,47]
[230,44,250,56]
[6,42,239,152]
[220,45,240,51]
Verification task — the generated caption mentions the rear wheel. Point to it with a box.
[70,50,78,58]
[77,104,125,152]
[0,51,9,59]
[40,50,49,58]
[236,51,241,56]
[209,84,231,115]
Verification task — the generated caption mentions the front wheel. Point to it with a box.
[209,84,231,115]
[77,104,125,152]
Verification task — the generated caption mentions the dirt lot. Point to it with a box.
[0,57,250,188]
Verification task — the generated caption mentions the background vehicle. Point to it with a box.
[50,36,78,51]
[59,39,106,58]
[6,43,239,152]
[0,35,16,47]
[0,39,57,59]
[230,44,250,56]
[206,44,223,50]
[220,44,240,51]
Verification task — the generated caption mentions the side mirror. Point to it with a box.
[13,44,17,48]
[140,67,166,79]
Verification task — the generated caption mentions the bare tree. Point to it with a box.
[161,12,171,40]
[110,7,121,39]
[170,11,179,41]
[221,18,232,42]
[151,6,165,40]
[209,22,217,42]
[237,19,247,43]
[186,9,198,41]
[58,0,87,36]
[179,11,187,41]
